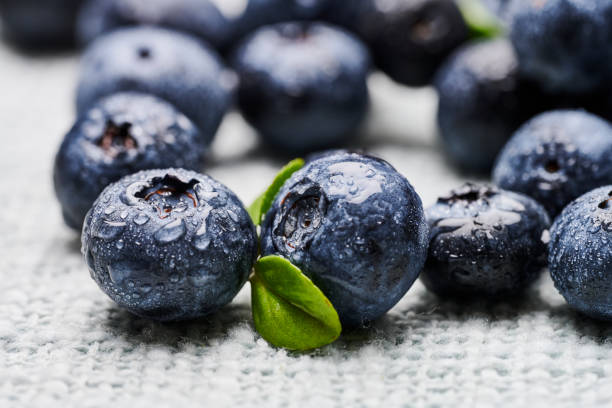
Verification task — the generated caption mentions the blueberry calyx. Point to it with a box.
[133,174,199,219]
[437,182,495,204]
[97,120,137,157]
[598,191,612,210]
[273,185,327,252]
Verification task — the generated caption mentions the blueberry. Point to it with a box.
[510,0,612,94]
[324,0,468,86]
[421,183,550,298]
[77,0,230,48]
[0,0,84,49]
[232,22,370,153]
[76,27,232,144]
[81,168,257,321]
[493,110,612,217]
[216,0,330,50]
[435,38,545,173]
[549,186,612,320]
[260,152,429,327]
[54,93,207,230]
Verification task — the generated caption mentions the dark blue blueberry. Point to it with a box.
[435,38,545,173]
[510,0,612,94]
[217,0,331,50]
[232,22,370,153]
[260,152,429,327]
[493,110,612,217]
[76,27,232,144]
[421,183,550,298]
[549,186,612,320]
[54,93,207,230]
[77,0,230,48]
[81,168,258,321]
[0,0,84,49]
[78,0,330,51]
[324,0,468,86]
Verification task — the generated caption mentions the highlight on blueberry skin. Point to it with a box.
[81,168,258,321]
[421,183,551,298]
[435,38,544,173]
[493,110,612,217]
[510,0,612,94]
[549,186,612,321]
[54,93,207,230]
[232,22,370,153]
[259,151,429,327]
[76,26,232,144]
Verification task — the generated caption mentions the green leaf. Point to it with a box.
[457,0,504,39]
[250,255,342,351]
[248,158,305,226]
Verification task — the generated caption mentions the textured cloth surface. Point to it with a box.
[1,43,612,408]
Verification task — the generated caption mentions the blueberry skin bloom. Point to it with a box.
[76,27,231,144]
[435,38,544,173]
[232,22,370,153]
[0,0,84,49]
[54,93,207,230]
[82,168,258,321]
[421,183,550,298]
[493,110,612,217]
[324,0,468,86]
[77,0,229,48]
[549,187,612,320]
[510,0,612,94]
[260,152,429,327]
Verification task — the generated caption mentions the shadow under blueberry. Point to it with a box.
[313,278,612,355]
[101,301,253,350]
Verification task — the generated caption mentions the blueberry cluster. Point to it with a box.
[3,0,611,347]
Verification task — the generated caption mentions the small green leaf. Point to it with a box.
[248,158,305,226]
[250,255,342,351]
[458,0,504,39]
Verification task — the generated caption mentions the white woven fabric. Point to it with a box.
[1,45,611,408]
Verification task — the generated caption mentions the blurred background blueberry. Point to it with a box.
[0,0,85,49]
[75,27,232,145]
[325,0,469,87]
[232,22,370,153]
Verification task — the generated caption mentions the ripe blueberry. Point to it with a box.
[54,92,207,230]
[435,38,545,173]
[232,22,370,153]
[76,27,232,144]
[549,186,612,320]
[510,0,612,94]
[421,183,550,298]
[260,152,429,327]
[82,168,258,321]
[77,0,229,48]
[493,110,612,217]
[0,0,84,49]
[325,0,468,86]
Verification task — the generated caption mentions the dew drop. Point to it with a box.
[134,213,150,225]
[154,219,186,244]
[193,236,211,251]
[116,239,125,249]
[93,220,126,240]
